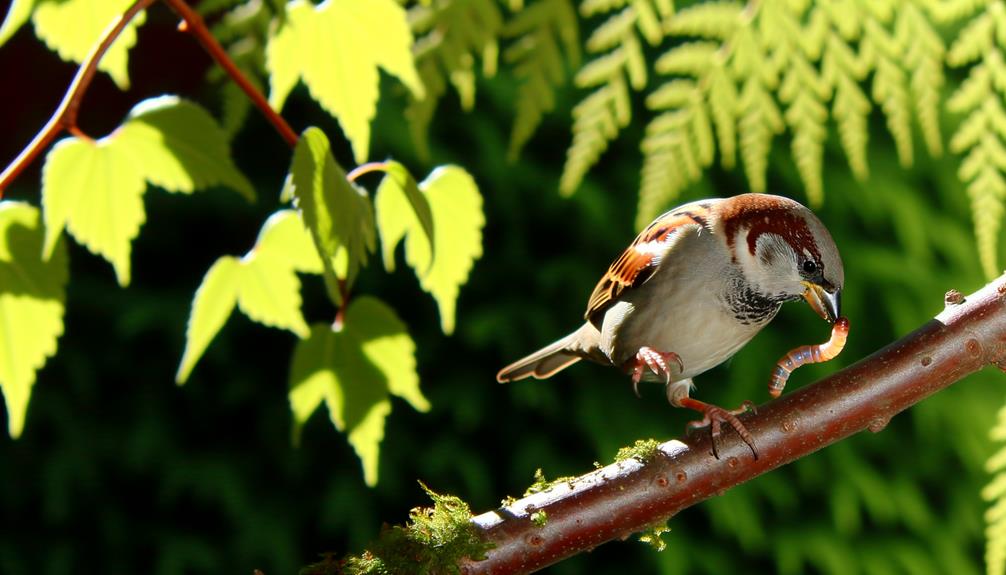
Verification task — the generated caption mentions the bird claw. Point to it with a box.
[680,398,758,460]
[628,347,684,397]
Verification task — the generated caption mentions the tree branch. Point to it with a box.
[462,275,1006,574]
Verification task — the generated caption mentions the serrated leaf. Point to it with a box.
[266,0,423,163]
[288,297,428,486]
[374,161,435,272]
[177,210,318,384]
[406,167,484,334]
[289,127,376,299]
[254,209,324,274]
[42,136,146,286]
[176,257,241,385]
[41,97,253,286]
[0,0,33,47]
[117,96,255,201]
[32,0,145,90]
[0,202,68,438]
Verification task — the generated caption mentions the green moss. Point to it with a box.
[530,510,548,527]
[523,468,576,496]
[315,482,492,575]
[637,522,671,552]
[614,439,662,464]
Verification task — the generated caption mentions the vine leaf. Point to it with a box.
[289,296,429,487]
[31,0,146,90]
[266,0,424,163]
[374,161,434,272]
[0,202,68,438]
[176,210,321,384]
[377,166,484,335]
[289,127,376,303]
[0,0,33,46]
[41,96,253,286]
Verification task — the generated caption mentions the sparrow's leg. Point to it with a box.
[628,346,684,397]
[666,381,758,459]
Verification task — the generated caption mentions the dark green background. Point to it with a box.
[0,4,1002,574]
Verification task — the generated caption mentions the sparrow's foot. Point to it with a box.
[628,347,684,397]
[678,397,758,459]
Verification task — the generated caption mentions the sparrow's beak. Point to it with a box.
[802,281,841,323]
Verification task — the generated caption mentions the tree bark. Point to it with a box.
[462,275,1006,574]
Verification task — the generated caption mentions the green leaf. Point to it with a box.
[41,96,252,286]
[42,135,146,286]
[288,296,428,486]
[0,0,34,47]
[374,161,435,272]
[117,96,255,201]
[254,209,324,274]
[399,166,484,335]
[266,0,424,163]
[177,210,319,384]
[289,127,376,299]
[176,257,241,385]
[0,202,68,438]
[32,0,146,90]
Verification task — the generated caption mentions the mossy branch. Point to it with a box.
[454,275,1006,573]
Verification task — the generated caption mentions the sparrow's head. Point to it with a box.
[722,194,844,323]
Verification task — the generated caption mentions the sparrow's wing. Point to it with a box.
[584,203,713,326]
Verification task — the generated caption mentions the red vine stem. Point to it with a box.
[162,0,298,148]
[0,0,156,196]
[462,276,1006,574]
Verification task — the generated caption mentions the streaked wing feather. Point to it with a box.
[584,207,710,325]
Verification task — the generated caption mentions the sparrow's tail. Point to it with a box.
[496,324,594,383]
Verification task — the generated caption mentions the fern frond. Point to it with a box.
[822,31,871,179]
[948,3,1006,277]
[503,0,580,160]
[561,76,630,194]
[580,0,629,17]
[738,77,784,193]
[665,0,743,40]
[946,3,996,66]
[560,0,674,194]
[637,77,714,226]
[780,55,829,205]
[863,17,914,166]
[901,3,946,157]
[707,64,738,169]
[654,41,721,75]
[585,5,637,51]
[985,399,1006,575]
[406,0,504,160]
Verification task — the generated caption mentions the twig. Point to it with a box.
[0,0,156,196]
[461,274,1006,574]
[163,0,299,148]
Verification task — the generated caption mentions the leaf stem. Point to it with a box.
[162,0,299,148]
[346,162,390,182]
[0,0,156,197]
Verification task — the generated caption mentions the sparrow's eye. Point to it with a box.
[802,260,818,275]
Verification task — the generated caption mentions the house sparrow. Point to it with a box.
[497,193,844,457]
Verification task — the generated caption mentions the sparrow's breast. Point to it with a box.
[599,229,778,380]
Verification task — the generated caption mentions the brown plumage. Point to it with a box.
[497,193,845,457]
